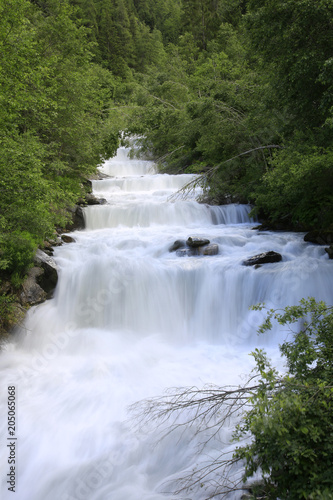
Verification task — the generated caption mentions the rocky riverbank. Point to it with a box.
[0,186,107,339]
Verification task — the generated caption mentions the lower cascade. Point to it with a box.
[1,147,332,499]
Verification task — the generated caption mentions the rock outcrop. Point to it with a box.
[34,249,58,297]
[21,267,47,306]
[66,205,85,231]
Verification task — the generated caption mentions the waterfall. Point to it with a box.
[0,146,332,500]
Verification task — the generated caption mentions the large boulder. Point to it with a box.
[34,249,58,296]
[243,251,282,267]
[21,267,47,306]
[66,205,85,231]
[187,236,210,248]
[198,243,219,256]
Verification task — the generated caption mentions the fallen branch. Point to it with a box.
[168,144,284,201]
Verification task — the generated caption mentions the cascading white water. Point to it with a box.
[1,146,332,500]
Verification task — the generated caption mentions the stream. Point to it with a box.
[1,146,332,499]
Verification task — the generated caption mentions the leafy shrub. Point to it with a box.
[235,298,333,499]
[254,146,333,228]
[1,232,37,280]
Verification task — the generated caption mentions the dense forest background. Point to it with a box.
[0,0,333,313]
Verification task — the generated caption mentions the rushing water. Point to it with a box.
[1,147,332,500]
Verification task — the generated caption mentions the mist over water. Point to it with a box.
[1,147,332,499]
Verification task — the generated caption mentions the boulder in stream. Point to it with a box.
[170,237,218,257]
[186,236,210,248]
[61,235,76,244]
[243,251,282,266]
[325,244,333,259]
[169,240,186,252]
[198,243,219,256]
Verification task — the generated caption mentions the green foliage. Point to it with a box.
[1,232,37,278]
[253,146,333,228]
[234,299,333,499]
[133,0,182,44]
[245,0,333,137]
[0,290,15,335]
[0,0,119,284]
[72,0,169,75]
[127,19,278,203]
[122,0,333,229]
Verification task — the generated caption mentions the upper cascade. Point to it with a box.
[100,147,156,177]
[92,174,198,194]
[86,149,253,229]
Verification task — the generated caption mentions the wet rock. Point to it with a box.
[61,235,75,244]
[169,240,186,252]
[66,205,85,231]
[85,193,107,205]
[42,240,53,250]
[50,235,63,246]
[243,251,282,266]
[34,249,58,296]
[43,248,54,256]
[187,236,210,248]
[21,267,47,306]
[304,230,333,245]
[325,244,333,259]
[39,240,55,256]
[198,243,219,256]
